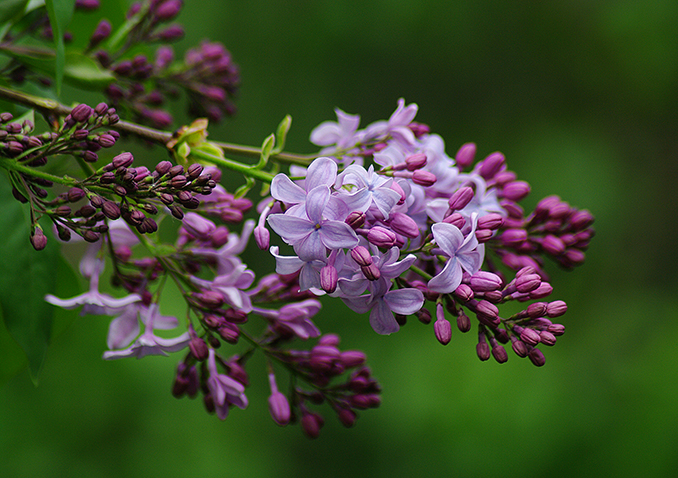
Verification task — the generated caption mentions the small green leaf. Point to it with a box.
[44,0,76,95]
[0,178,59,383]
[255,133,275,169]
[272,115,292,154]
[234,176,255,199]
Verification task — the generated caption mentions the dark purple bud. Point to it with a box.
[169,205,184,219]
[68,188,86,202]
[72,129,90,141]
[345,211,366,229]
[138,217,158,233]
[547,323,565,336]
[113,184,128,197]
[75,0,100,11]
[187,163,203,180]
[155,46,174,69]
[454,283,474,301]
[189,337,209,361]
[195,290,225,309]
[443,212,465,229]
[388,212,419,238]
[218,323,240,344]
[510,336,528,357]
[340,350,366,368]
[98,133,116,147]
[475,229,493,243]
[0,113,13,123]
[502,180,531,201]
[102,201,121,219]
[301,412,324,439]
[417,308,432,324]
[350,246,373,267]
[490,341,508,363]
[156,24,184,41]
[337,408,357,428]
[469,271,502,292]
[412,170,436,187]
[12,187,28,203]
[456,311,471,332]
[478,213,504,230]
[405,152,427,170]
[541,234,566,255]
[529,282,553,299]
[476,300,499,321]
[455,142,476,169]
[83,151,98,162]
[367,226,396,248]
[448,186,475,211]
[168,164,184,177]
[478,152,505,180]
[254,226,270,250]
[144,109,173,128]
[112,152,134,169]
[360,263,381,281]
[54,205,72,217]
[170,175,187,188]
[7,122,22,134]
[268,392,291,426]
[31,229,47,250]
[476,339,491,361]
[320,264,338,293]
[527,302,548,317]
[564,249,586,264]
[516,273,541,293]
[528,348,546,367]
[539,331,557,346]
[569,209,594,230]
[519,327,541,346]
[90,19,111,47]
[501,228,528,246]
[83,230,101,242]
[434,307,452,345]
[154,0,182,20]
[57,224,72,242]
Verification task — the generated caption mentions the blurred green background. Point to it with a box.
[2,0,678,476]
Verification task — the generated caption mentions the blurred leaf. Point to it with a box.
[10,50,115,90]
[255,133,275,169]
[0,303,29,387]
[44,0,76,95]
[0,0,30,40]
[0,177,58,383]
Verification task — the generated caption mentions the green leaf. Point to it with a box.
[0,0,30,39]
[272,115,292,154]
[234,176,255,199]
[44,0,76,95]
[255,133,275,169]
[9,50,115,90]
[0,177,59,383]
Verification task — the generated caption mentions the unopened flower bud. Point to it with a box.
[519,327,541,346]
[478,152,505,179]
[516,273,541,293]
[367,226,396,248]
[453,283,474,301]
[405,152,427,170]
[528,347,546,367]
[547,323,565,336]
[218,323,240,344]
[102,201,121,219]
[301,412,324,439]
[155,161,172,176]
[434,315,452,346]
[443,212,465,228]
[412,170,436,186]
[320,264,338,293]
[511,336,528,357]
[448,187,475,211]
[350,246,373,267]
[455,142,476,169]
[189,337,209,361]
[456,311,471,332]
[31,228,47,250]
[68,187,86,202]
[345,211,366,229]
[539,330,557,346]
[268,392,291,426]
[360,263,381,281]
[502,180,531,201]
[490,341,508,363]
[388,212,419,238]
[112,152,134,169]
[469,271,502,292]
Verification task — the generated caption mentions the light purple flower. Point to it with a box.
[253,298,322,340]
[103,304,190,359]
[207,349,248,420]
[267,185,358,260]
[106,302,179,350]
[336,164,401,219]
[271,157,339,218]
[428,214,484,294]
[363,98,418,147]
[343,277,424,335]
[269,246,325,292]
[310,108,362,149]
[192,261,255,312]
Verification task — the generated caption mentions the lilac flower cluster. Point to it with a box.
[44,168,380,437]
[257,99,594,366]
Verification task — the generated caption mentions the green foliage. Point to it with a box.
[44,0,76,94]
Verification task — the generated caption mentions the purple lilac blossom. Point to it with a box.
[206,349,248,420]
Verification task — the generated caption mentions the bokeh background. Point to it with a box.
[2,1,678,476]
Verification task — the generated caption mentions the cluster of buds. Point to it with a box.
[89,1,238,127]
